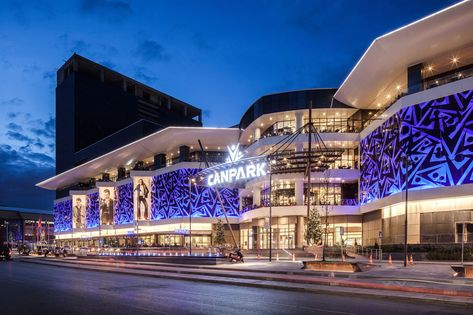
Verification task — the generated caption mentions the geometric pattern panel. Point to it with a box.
[54,199,72,232]
[86,192,100,228]
[114,182,134,225]
[151,168,239,220]
[361,89,473,205]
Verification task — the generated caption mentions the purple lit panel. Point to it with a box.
[114,182,134,224]
[361,89,473,205]
[54,199,72,232]
[86,192,100,228]
[151,168,239,220]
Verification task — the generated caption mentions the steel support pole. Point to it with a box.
[189,178,192,256]
[269,171,273,262]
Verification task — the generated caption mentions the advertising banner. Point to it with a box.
[72,195,87,228]
[99,187,115,225]
[133,177,151,221]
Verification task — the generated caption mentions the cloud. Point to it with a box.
[192,33,213,51]
[135,40,170,62]
[0,144,55,209]
[7,122,23,132]
[29,117,55,139]
[79,0,133,22]
[70,39,91,54]
[6,130,33,144]
[1,98,24,106]
[134,67,158,84]
[100,60,116,69]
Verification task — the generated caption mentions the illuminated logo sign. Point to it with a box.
[206,144,267,187]
[226,144,243,162]
[207,162,267,186]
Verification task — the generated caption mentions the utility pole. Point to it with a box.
[307,100,313,220]
[269,169,273,262]
[188,177,193,255]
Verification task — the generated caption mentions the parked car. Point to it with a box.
[0,246,12,260]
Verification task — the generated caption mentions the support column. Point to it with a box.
[253,187,261,207]
[295,179,304,206]
[296,111,303,130]
[239,195,243,212]
[296,216,305,248]
[153,153,166,170]
[179,145,190,162]
[254,127,261,141]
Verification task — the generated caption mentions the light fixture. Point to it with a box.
[452,56,459,64]
[396,85,401,90]
[205,146,208,150]
[217,146,221,150]
[190,146,194,149]
[285,114,289,118]
[322,112,326,116]
[427,65,433,71]
[269,117,273,121]
[260,123,264,127]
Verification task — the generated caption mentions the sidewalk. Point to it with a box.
[18,256,473,305]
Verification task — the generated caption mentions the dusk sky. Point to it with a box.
[0,0,458,209]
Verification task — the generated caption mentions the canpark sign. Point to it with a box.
[199,144,268,187]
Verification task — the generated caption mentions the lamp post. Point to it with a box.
[188,176,193,256]
[4,221,9,245]
[403,155,409,267]
[268,163,273,262]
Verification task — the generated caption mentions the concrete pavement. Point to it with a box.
[18,256,473,305]
[2,261,472,315]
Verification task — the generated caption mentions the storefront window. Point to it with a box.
[304,183,341,206]
[261,120,296,138]
[261,183,295,206]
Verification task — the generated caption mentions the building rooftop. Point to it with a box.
[334,0,473,109]
[37,126,240,191]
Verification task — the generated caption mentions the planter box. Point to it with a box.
[302,260,362,272]
[451,264,473,278]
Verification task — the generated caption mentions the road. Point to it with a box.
[0,261,471,315]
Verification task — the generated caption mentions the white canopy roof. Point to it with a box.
[334,0,473,108]
[37,127,240,190]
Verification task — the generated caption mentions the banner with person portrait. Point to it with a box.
[99,187,116,225]
[72,195,87,228]
[133,176,151,221]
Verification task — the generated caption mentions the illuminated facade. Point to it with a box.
[39,1,473,248]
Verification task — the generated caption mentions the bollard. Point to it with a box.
[369,254,373,264]
[276,252,279,261]
[410,254,414,265]
[388,254,392,266]
[292,253,296,262]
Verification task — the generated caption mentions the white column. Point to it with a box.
[254,127,261,141]
[297,216,305,248]
[253,187,261,207]
[239,195,243,211]
[295,179,304,206]
[296,111,303,130]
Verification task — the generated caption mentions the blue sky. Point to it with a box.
[0,0,458,209]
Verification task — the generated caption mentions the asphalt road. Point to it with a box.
[0,261,472,315]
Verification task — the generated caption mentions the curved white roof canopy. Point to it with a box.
[37,127,240,190]
[334,0,473,109]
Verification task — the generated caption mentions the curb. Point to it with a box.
[19,258,473,302]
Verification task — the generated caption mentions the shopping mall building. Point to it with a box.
[38,1,473,250]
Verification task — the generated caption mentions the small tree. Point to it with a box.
[305,207,323,246]
[213,218,226,247]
